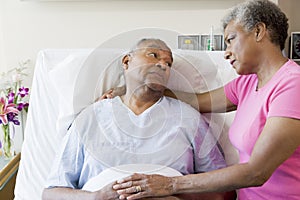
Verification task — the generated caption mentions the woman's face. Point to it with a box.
[224,20,260,75]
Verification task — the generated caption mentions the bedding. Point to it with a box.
[14,48,238,200]
[82,164,182,192]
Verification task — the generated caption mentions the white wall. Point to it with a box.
[0,3,6,71]
[0,0,245,84]
[1,0,298,85]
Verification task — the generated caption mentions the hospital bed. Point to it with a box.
[13,47,238,199]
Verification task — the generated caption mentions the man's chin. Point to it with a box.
[146,83,166,92]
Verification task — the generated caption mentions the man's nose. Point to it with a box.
[155,61,168,70]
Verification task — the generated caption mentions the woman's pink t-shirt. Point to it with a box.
[224,60,300,200]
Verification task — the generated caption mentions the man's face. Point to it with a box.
[124,42,173,92]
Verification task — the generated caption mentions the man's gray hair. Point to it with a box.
[222,0,288,50]
[130,38,171,52]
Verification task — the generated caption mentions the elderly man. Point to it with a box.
[42,38,227,200]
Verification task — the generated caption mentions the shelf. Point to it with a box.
[0,153,21,190]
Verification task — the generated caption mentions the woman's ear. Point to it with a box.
[255,22,267,42]
[122,54,130,70]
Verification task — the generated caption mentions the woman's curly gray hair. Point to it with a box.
[222,0,288,50]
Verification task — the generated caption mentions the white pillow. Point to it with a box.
[82,164,182,192]
[48,48,126,136]
[168,50,220,93]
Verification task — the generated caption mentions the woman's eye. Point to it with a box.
[226,36,235,44]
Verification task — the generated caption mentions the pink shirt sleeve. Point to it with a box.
[224,75,255,106]
[268,73,300,119]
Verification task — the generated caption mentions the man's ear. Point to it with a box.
[122,54,130,70]
[255,22,267,42]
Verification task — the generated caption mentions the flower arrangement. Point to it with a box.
[0,60,30,159]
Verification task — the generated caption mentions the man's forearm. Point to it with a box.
[42,187,98,200]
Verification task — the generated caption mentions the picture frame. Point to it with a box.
[178,35,200,50]
[290,32,300,61]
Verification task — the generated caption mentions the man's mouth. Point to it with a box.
[148,72,164,79]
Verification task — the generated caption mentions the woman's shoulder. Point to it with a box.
[273,60,300,87]
[283,59,300,76]
[227,73,257,92]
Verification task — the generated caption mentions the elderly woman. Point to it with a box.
[112,0,300,199]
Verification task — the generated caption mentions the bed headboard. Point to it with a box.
[14,48,238,200]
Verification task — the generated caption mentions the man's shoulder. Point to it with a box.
[164,96,199,111]
[74,99,112,124]
[163,97,201,118]
[72,99,114,134]
[80,98,113,114]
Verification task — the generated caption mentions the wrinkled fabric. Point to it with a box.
[46,96,226,189]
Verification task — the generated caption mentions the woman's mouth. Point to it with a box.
[230,59,236,66]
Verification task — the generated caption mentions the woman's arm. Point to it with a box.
[113,117,300,199]
[99,86,236,113]
[164,87,236,113]
[173,117,300,193]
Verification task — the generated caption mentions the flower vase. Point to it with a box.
[1,123,15,160]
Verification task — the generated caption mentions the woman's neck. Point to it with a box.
[256,50,288,89]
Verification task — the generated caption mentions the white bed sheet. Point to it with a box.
[82,164,182,192]
[14,48,238,200]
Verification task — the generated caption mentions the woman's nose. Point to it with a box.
[224,50,231,60]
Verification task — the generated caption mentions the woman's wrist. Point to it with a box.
[171,176,180,195]
[92,190,105,200]
[171,175,196,194]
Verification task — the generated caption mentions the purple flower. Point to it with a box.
[17,102,29,112]
[8,92,15,104]
[17,102,24,111]
[18,87,29,98]
[23,102,29,112]
[7,112,20,125]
